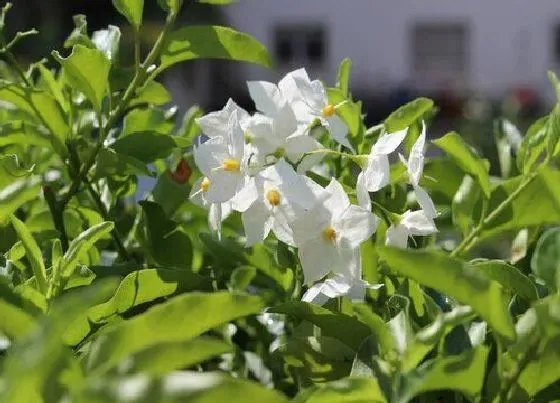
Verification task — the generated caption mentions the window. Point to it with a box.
[411,23,469,91]
[274,24,326,66]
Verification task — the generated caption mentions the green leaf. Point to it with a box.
[378,247,516,340]
[151,169,191,216]
[0,176,41,225]
[121,107,173,136]
[85,291,264,373]
[113,133,181,162]
[470,259,538,301]
[452,175,482,236]
[269,301,371,351]
[395,345,490,402]
[159,26,272,73]
[94,148,152,178]
[432,131,491,198]
[0,299,36,340]
[130,81,171,107]
[531,227,560,291]
[112,0,143,29]
[0,84,69,146]
[53,45,111,112]
[88,268,211,323]
[0,121,52,149]
[546,104,560,158]
[80,371,288,402]
[129,337,233,375]
[229,266,257,292]
[37,65,68,112]
[156,0,183,14]
[177,105,203,141]
[10,216,47,293]
[294,378,387,403]
[478,166,560,240]
[384,97,434,133]
[140,201,193,268]
[60,222,114,280]
[336,58,351,97]
[517,115,548,174]
[327,87,363,140]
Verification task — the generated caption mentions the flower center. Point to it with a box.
[201,177,210,192]
[222,158,240,172]
[273,147,285,159]
[322,227,337,242]
[321,104,335,118]
[266,189,281,206]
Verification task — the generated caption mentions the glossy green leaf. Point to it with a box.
[85,292,264,373]
[384,97,433,133]
[112,0,143,29]
[94,148,152,178]
[121,107,173,136]
[89,268,211,323]
[37,65,68,112]
[130,337,233,375]
[10,216,47,293]
[517,115,548,174]
[159,26,272,73]
[294,377,387,403]
[60,222,115,280]
[531,227,560,291]
[156,0,183,14]
[0,84,69,145]
[53,45,111,111]
[151,169,191,216]
[470,259,538,301]
[269,301,371,351]
[478,166,560,240]
[452,175,482,236]
[0,121,52,148]
[395,345,490,402]
[0,176,41,225]
[140,201,193,268]
[432,131,491,198]
[378,247,516,340]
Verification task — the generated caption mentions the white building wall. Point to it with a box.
[223,0,560,100]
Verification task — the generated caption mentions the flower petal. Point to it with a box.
[363,153,390,192]
[326,115,354,152]
[401,210,438,236]
[413,185,438,219]
[230,177,259,213]
[385,224,409,248]
[407,121,426,186]
[356,172,371,211]
[324,178,351,217]
[247,80,285,115]
[242,201,272,247]
[372,127,408,155]
[298,237,338,284]
[336,205,378,248]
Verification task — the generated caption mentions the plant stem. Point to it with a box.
[450,169,540,257]
[43,187,69,251]
[0,45,30,86]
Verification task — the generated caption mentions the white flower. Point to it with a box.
[231,159,320,246]
[193,111,252,204]
[189,176,232,239]
[359,127,408,193]
[278,68,354,152]
[292,179,379,284]
[385,210,438,249]
[195,98,250,140]
[302,273,383,305]
[244,107,323,173]
[399,122,438,219]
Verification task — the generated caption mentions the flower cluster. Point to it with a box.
[190,68,438,304]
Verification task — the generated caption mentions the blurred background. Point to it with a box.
[4,0,560,167]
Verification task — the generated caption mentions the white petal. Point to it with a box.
[385,224,409,248]
[242,201,272,247]
[286,135,323,172]
[204,171,243,203]
[336,205,378,248]
[291,206,330,246]
[372,127,408,155]
[230,177,259,213]
[401,210,438,236]
[413,185,438,219]
[247,81,285,115]
[326,115,354,152]
[193,138,229,176]
[208,203,222,239]
[408,122,426,186]
[356,172,371,211]
[189,177,207,207]
[301,282,332,306]
[298,238,338,284]
[291,71,326,112]
[324,179,351,217]
[363,154,391,192]
[271,214,296,247]
[227,111,245,161]
[196,98,249,139]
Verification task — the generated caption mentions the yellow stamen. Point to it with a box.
[322,227,337,242]
[201,177,210,192]
[321,104,335,118]
[266,189,281,206]
[222,158,240,172]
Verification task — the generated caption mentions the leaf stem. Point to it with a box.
[451,169,540,257]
